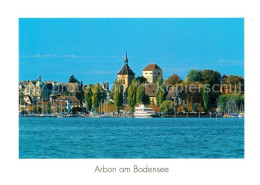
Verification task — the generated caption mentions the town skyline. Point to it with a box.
[19,18,244,85]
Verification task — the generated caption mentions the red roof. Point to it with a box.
[143,64,161,71]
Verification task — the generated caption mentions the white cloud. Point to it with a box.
[62,54,80,58]
[20,54,57,58]
[20,54,83,59]
[219,59,244,65]
[83,71,116,75]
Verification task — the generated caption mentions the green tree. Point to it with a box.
[113,80,123,113]
[166,74,182,85]
[222,75,244,94]
[124,87,128,102]
[47,104,52,114]
[144,93,150,105]
[217,94,228,113]
[187,69,203,82]
[76,81,84,104]
[136,85,149,105]
[202,70,221,104]
[157,75,163,86]
[84,85,93,112]
[100,85,107,101]
[156,85,166,106]
[69,75,78,83]
[202,84,210,111]
[128,80,137,113]
[202,70,221,86]
[135,76,147,84]
[92,84,101,112]
[110,79,119,100]
[160,100,175,115]
[71,107,83,114]
[33,106,42,114]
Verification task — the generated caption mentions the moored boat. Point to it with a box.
[238,113,244,118]
[100,113,113,118]
[57,114,64,118]
[134,104,155,118]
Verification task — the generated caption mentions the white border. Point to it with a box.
[0,0,260,185]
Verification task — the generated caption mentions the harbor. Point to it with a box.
[19,103,244,119]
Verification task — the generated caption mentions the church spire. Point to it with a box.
[124,52,128,65]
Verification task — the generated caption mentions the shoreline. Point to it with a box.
[19,115,241,118]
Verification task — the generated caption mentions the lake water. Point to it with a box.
[19,117,244,158]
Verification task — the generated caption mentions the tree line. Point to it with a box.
[73,69,244,115]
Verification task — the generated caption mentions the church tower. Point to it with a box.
[117,53,135,91]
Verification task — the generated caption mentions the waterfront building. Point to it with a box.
[143,64,163,84]
[19,93,29,113]
[23,75,52,101]
[37,100,51,114]
[117,53,135,91]
[19,81,29,92]
[165,85,181,104]
[54,96,80,113]
[143,83,157,105]
[142,83,180,106]
[53,101,68,113]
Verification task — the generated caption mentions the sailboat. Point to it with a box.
[57,102,63,118]
[238,103,244,118]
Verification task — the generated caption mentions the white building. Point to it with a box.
[142,64,163,83]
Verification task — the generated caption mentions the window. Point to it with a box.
[158,72,160,75]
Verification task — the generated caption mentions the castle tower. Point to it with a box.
[117,53,135,91]
[143,64,162,83]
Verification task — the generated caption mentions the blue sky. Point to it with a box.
[19,18,244,85]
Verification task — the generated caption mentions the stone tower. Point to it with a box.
[142,64,163,83]
[117,53,135,91]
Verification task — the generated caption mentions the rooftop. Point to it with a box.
[142,83,157,97]
[56,96,80,102]
[118,64,135,75]
[143,64,161,71]
[118,52,135,75]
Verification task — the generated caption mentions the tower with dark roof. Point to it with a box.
[117,53,135,91]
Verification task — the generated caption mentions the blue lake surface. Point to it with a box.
[19,117,244,158]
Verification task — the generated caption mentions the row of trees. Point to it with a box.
[80,69,244,115]
[158,69,244,114]
[111,79,150,113]
[128,80,150,112]
[84,78,152,114]
[84,84,107,113]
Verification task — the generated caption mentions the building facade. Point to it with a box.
[53,96,80,113]
[143,64,163,83]
[23,75,52,101]
[117,53,135,91]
